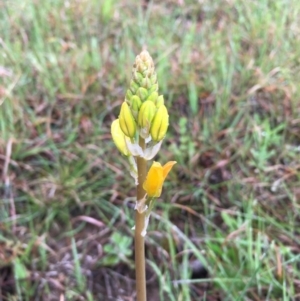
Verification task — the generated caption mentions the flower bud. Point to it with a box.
[133,71,144,84]
[141,50,154,65]
[129,80,139,94]
[156,95,164,107]
[131,95,142,119]
[119,102,137,138]
[136,61,146,73]
[111,119,130,156]
[136,87,148,101]
[150,104,169,141]
[148,83,158,94]
[138,101,156,138]
[150,74,157,85]
[141,77,152,89]
[125,89,133,102]
[147,91,158,103]
[133,50,155,78]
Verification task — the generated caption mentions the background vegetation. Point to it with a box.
[1,0,300,300]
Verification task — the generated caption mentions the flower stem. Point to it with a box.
[135,137,147,301]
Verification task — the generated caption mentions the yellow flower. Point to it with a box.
[143,161,176,197]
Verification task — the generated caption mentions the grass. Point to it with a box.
[1,0,300,300]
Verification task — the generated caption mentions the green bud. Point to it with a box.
[125,89,133,102]
[129,80,139,94]
[133,71,144,85]
[144,67,155,78]
[136,87,148,101]
[150,74,157,85]
[111,119,130,156]
[150,104,169,141]
[131,95,142,119]
[141,77,151,89]
[119,102,137,138]
[156,95,164,107]
[138,100,156,128]
[138,100,157,139]
[147,91,158,103]
[148,83,158,94]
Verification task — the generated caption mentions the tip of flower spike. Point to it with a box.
[134,50,155,75]
[141,49,149,54]
[139,50,152,62]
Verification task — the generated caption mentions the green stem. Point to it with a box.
[135,137,147,301]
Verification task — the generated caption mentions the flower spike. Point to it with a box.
[110,50,177,300]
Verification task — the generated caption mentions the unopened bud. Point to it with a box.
[131,95,142,119]
[129,80,139,94]
[150,74,157,85]
[147,91,158,104]
[136,87,148,101]
[133,72,144,84]
[156,95,164,107]
[111,119,130,156]
[150,104,169,141]
[138,101,156,138]
[125,89,133,102]
[141,77,152,89]
[148,83,158,94]
[133,50,155,78]
[119,102,137,138]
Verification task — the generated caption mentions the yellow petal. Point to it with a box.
[143,162,164,197]
[143,161,176,198]
[162,161,177,180]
